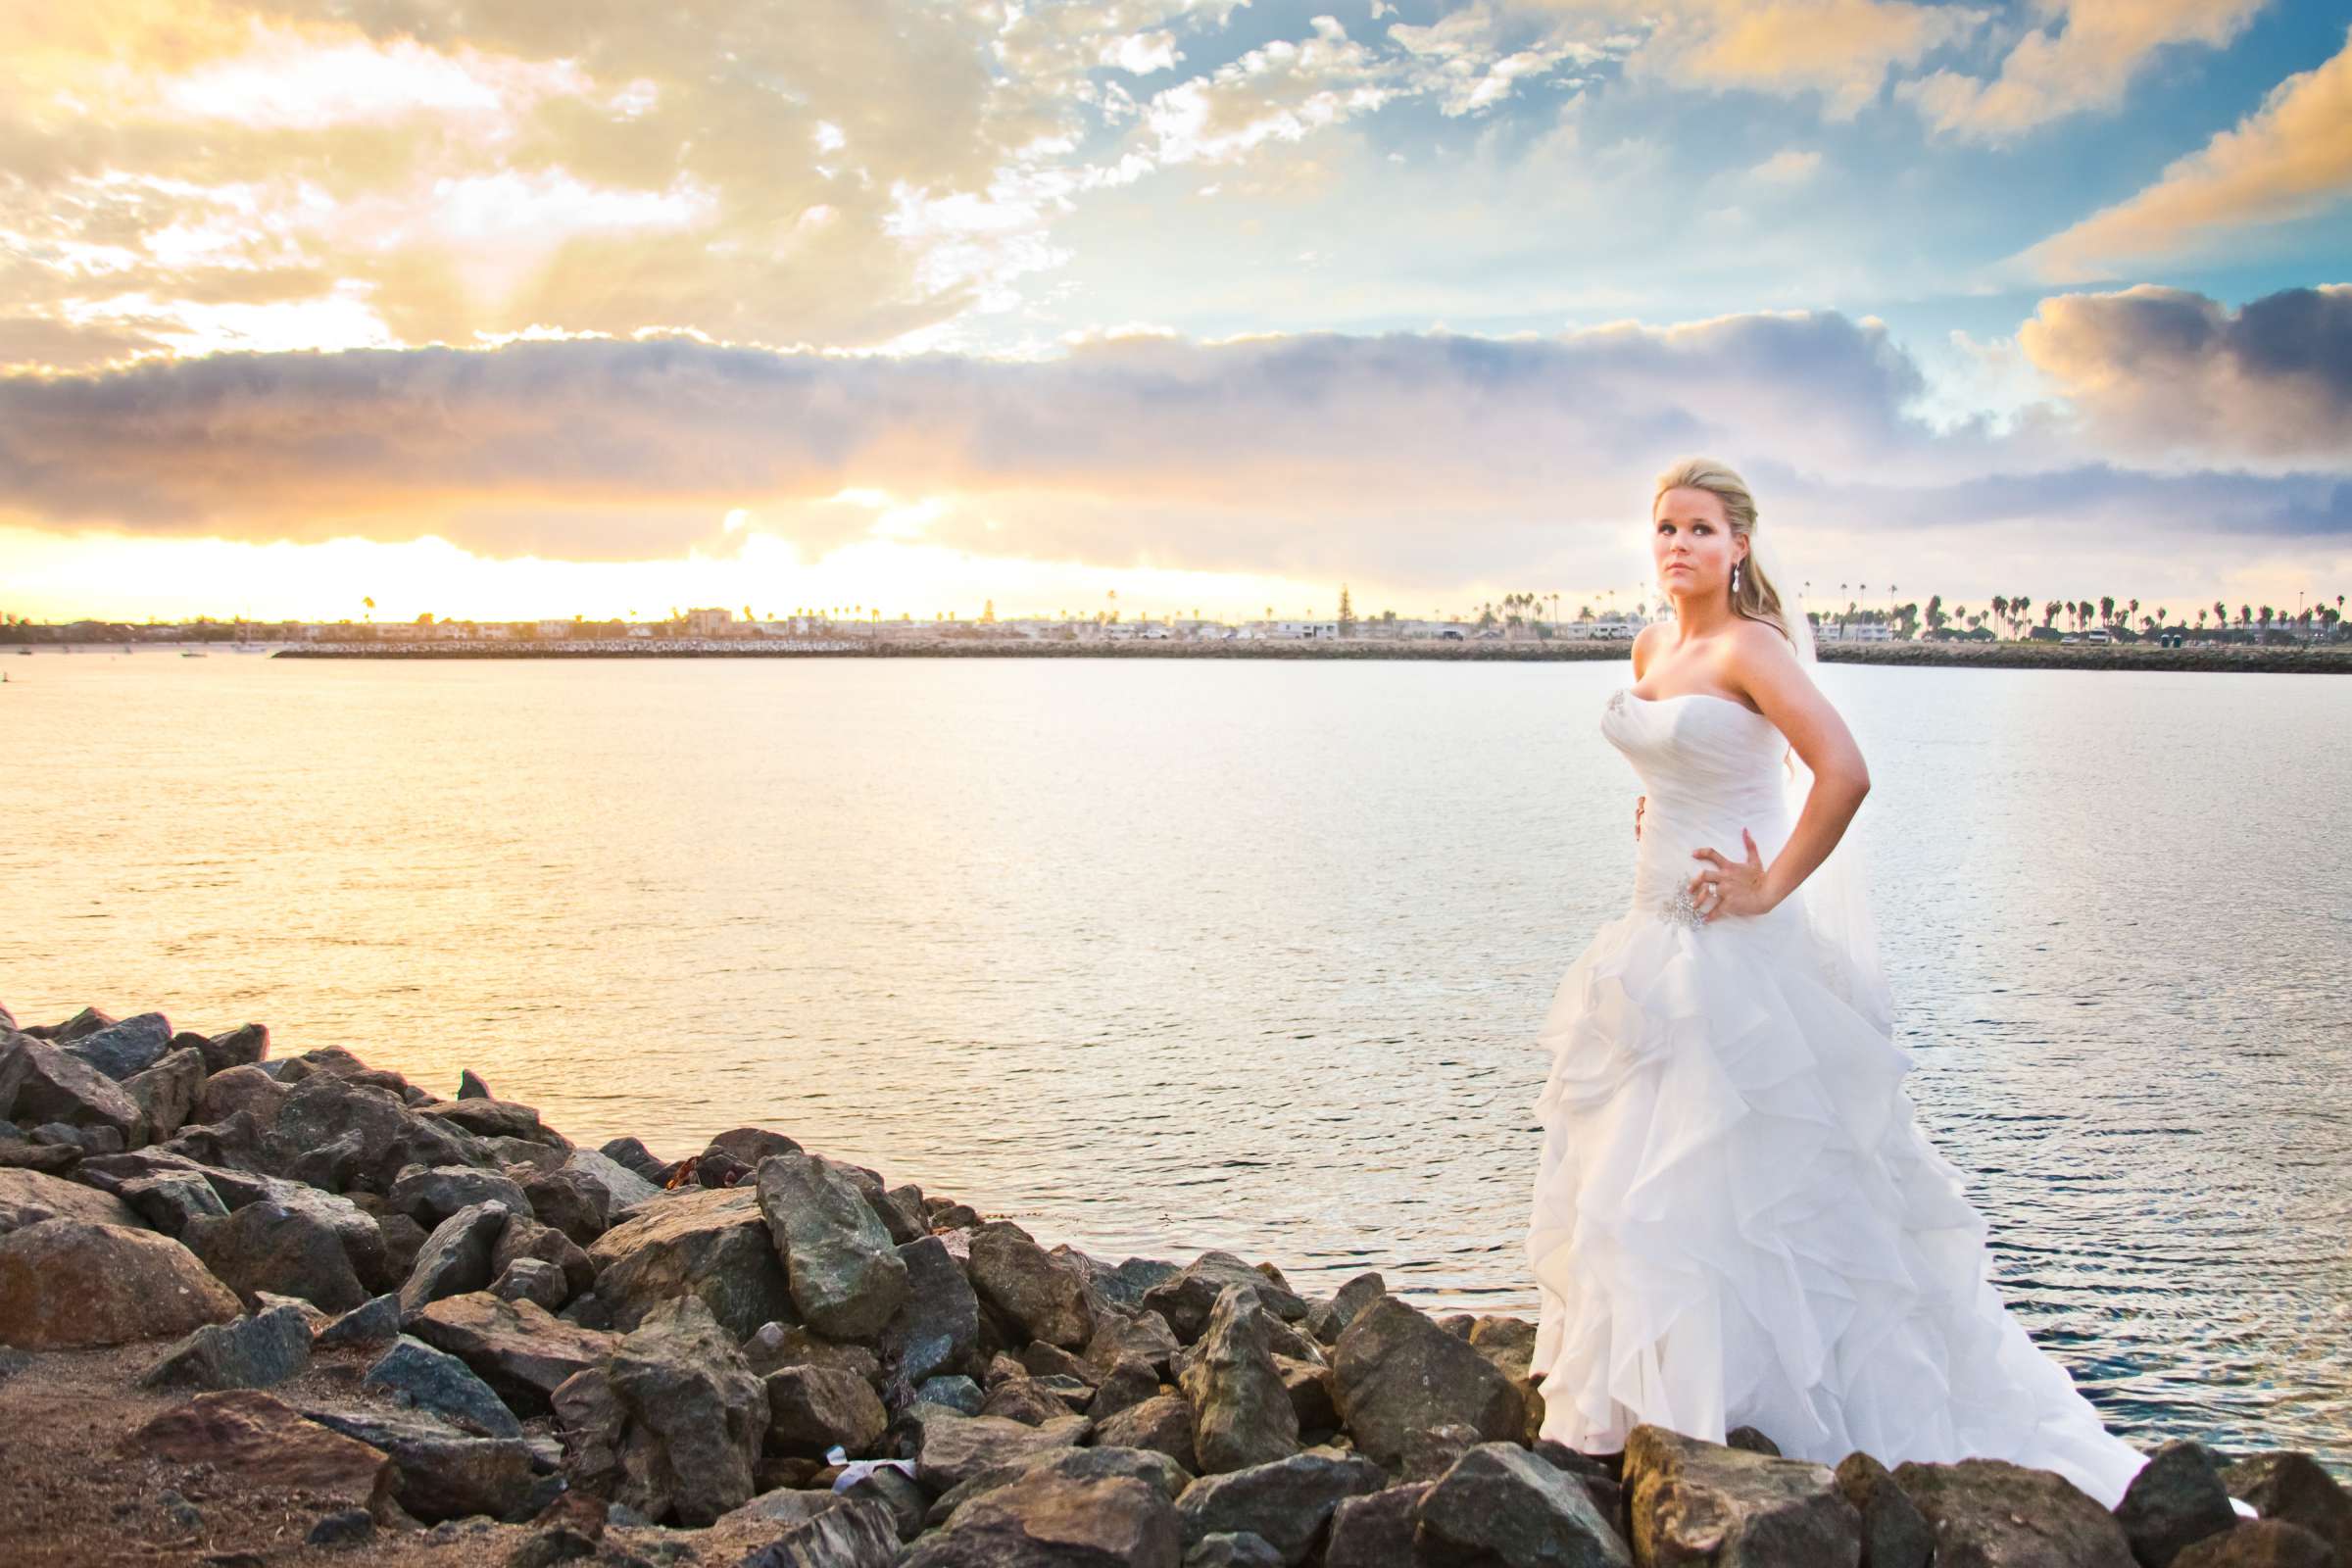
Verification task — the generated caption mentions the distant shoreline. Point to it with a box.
[252,638,2352,673]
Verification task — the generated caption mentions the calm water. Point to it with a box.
[7,649,2348,1469]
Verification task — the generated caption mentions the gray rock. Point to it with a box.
[364,1334,526,1439]
[457,1069,492,1100]
[0,1034,145,1145]
[764,1363,890,1458]
[917,1374,987,1415]
[1175,1447,1388,1564]
[1834,1450,1932,1568]
[906,1402,1091,1493]
[261,1072,500,1192]
[879,1234,980,1387]
[306,1507,374,1548]
[298,1401,537,1523]
[121,1048,207,1142]
[1329,1296,1522,1472]
[407,1290,618,1416]
[1188,1532,1286,1568]
[965,1220,1095,1350]
[1396,1421,1484,1484]
[414,1096,554,1144]
[522,1166,610,1246]
[2118,1443,2240,1568]
[140,1303,315,1391]
[755,1152,909,1341]
[117,1170,231,1238]
[1180,1283,1301,1475]
[43,1006,118,1042]
[63,1011,174,1081]
[198,1023,270,1075]
[1325,1482,1435,1568]
[316,1294,403,1350]
[586,1185,795,1339]
[599,1136,670,1186]
[607,1294,768,1526]
[491,1254,571,1310]
[561,1149,662,1213]
[1893,1456,2132,1568]
[396,1200,512,1319]
[1143,1250,1309,1344]
[1306,1272,1389,1346]
[185,1199,369,1313]
[388,1165,530,1230]
[1418,1441,1633,1567]
[491,1212,595,1301]
[192,1063,290,1126]
[983,1373,1089,1426]
[27,1120,123,1154]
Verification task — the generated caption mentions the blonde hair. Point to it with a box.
[1650,456,1797,651]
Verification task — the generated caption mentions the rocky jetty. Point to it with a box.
[3,1000,2345,1567]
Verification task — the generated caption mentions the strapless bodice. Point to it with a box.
[1601,686,1798,928]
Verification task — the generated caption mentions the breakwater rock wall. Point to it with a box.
[3,1000,2343,1566]
[270,637,2352,672]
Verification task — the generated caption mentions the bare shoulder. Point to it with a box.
[1722,615,1807,699]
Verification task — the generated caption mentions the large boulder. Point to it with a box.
[0,1035,145,1146]
[521,1165,610,1245]
[919,1443,1192,1531]
[1175,1447,1388,1565]
[904,1465,1181,1568]
[394,1200,512,1318]
[0,1167,141,1236]
[2172,1520,2337,1567]
[406,1291,617,1416]
[1626,1425,1861,1566]
[1414,1442,1632,1567]
[562,1149,662,1213]
[184,1199,369,1313]
[362,1335,525,1440]
[764,1364,890,1459]
[1179,1283,1301,1475]
[965,1221,1095,1349]
[127,1390,395,1520]
[1092,1391,1199,1472]
[879,1233,980,1386]
[386,1164,530,1230]
[2118,1443,2243,1568]
[121,1048,207,1142]
[0,1218,240,1347]
[193,1063,289,1126]
[138,1303,315,1391]
[415,1097,559,1145]
[1325,1482,1434,1568]
[1893,1457,2133,1568]
[1834,1451,1933,1568]
[491,1212,595,1303]
[607,1295,769,1525]
[297,1402,538,1524]
[62,1011,174,1081]
[1329,1296,1522,1471]
[756,1152,909,1341]
[737,1495,904,1568]
[586,1185,795,1339]
[906,1402,1091,1493]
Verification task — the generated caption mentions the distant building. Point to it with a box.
[682,607,734,637]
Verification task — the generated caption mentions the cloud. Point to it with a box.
[1,300,2342,587]
[1504,0,1986,120]
[1901,0,2269,143]
[2017,26,2352,280]
[2017,283,2352,465]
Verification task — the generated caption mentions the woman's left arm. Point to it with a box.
[1690,627,1870,919]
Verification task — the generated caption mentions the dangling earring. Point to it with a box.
[1731,561,1741,594]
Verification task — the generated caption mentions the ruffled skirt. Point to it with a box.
[1524,901,2151,1510]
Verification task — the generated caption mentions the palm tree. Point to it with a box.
[362,596,374,623]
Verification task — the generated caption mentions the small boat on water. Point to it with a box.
[181,651,207,658]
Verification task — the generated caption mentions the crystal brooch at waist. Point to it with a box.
[1659,883,1705,928]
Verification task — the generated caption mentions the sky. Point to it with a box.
[2,0,2348,627]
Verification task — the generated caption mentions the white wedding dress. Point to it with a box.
[1524,683,2153,1511]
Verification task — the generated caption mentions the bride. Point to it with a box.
[1523,456,2167,1513]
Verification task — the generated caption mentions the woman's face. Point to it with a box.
[1651,485,1745,598]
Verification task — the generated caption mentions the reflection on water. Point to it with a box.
[8,651,2348,1469]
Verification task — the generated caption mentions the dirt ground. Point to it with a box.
[0,1338,789,1568]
